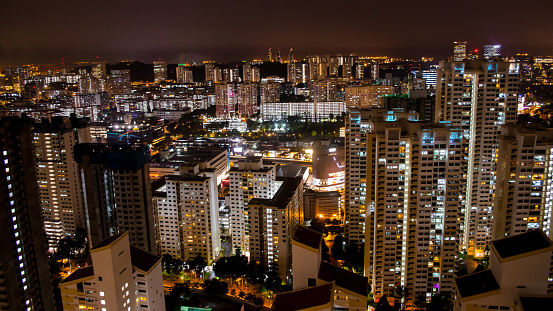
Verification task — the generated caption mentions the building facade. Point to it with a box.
[494,125,553,240]
[153,164,221,263]
[74,144,156,253]
[59,232,165,311]
[33,117,90,249]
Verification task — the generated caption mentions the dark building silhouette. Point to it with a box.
[0,117,55,311]
[74,144,156,253]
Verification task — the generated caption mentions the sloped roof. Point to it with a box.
[90,233,125,250]
[519,295,553,311]
[130,245,161,272]
[491,229,553,261]
[272,283,333,311]
[293,226,323,250]
[317,261,368,297]
[60,266,94,284]
[454,270,499,299]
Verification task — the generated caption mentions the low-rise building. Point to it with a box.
[453,230,553,311]
[59,232,164,311]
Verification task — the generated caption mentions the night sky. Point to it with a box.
[1,0,553,65]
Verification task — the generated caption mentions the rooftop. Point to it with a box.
[91,232,124,250]
[454,270,499,299]
[130,245,161,272]
[293,226,323,250]
[317,261,368,297]
[519,295,553,311]
[272,283,333,311]
[60,266,94,284]
[491,229,553,260]
[248,177,303,210]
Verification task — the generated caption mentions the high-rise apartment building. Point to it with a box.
[109,69,131,95]
[74,144,156,253]
[344,109,377,244]
[310,80,338,102]
[0,117,55,311]
[288,63,308,84]
[248,176,304,284]
[227,157,277,254]
[205,63,222,84]
[344,85,395,108]
[215,83,258,120]
[494,124,553,240]
[242,63,253,82]
[436,59,519,256]
[78,75,109,94]
[153,61,167,82]
[453,41,467,61]
[260,82,280,103]
[236,83,258,118]
[91,61,107,78]
[361,113,463,302]
[223,68,240,83]
[176,65,193,83]
[153,163,221,263]
[33,117,90,249]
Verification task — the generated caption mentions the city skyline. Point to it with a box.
[2,0,553,65]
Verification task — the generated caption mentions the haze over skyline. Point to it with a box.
[2,0,553,65]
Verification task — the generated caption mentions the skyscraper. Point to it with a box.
[453,41,467,61]
[0,117,55,311]
[33,117,90,249]
[74,144,156,253]
[436,59,519,256]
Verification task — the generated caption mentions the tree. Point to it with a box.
[245,293,264,306]
[309,217,326,233]
[203,279,229,295]
[234,245,242,257]
[189,254,207,276]
[375,295,393,311]
[321,242,331,262]
[264,265,282,293]
[342,242,364,274]
[393,285,408,311]
[428,292,453,311]
[414,294,426,311]
[213,255,249,280]
[162,254,184,275]
[171,282,190,299]
[331,235,346,261]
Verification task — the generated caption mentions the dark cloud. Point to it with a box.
[1,0,552,65]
